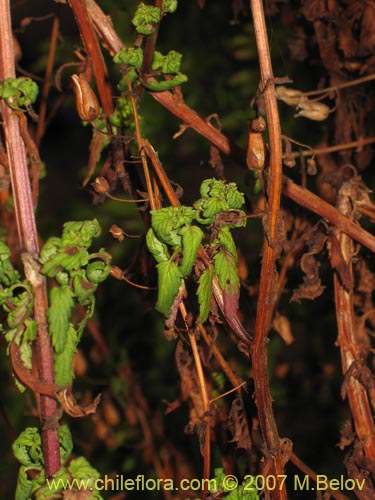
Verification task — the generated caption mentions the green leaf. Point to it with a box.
[54,324,77,386]
[73,273,97,306]
[142,72,188,91]
[76,295,95,340]
[156,260,183,317]
[162,0,178,13]
[132,3,161,35]
[40,249,89,277]
[13,427,43,466]
[68,456,100,481]
[34,468,68,499]
[86,253,112,283]
[15,466,37,500]
[179,225,203,276]
[214,250,240,317]
[151,51,164,71]
[1,77,38,110]
[213,250,240,297]
[225,182,245,209]
[6,286,33,328]
[113,47,144,68]
[162,50,182,74]
[39,236,61,264]
[197,265,214,323]
[0,241,20,285]
[146,228,170,263]
[47,285,74,354]
[59,425,73,464]
[218,226,237,260]
[199,178,224,198]
[151,206,195,247]
[61,219,101,248]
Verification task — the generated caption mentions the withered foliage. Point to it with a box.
[291,228,326,302]
[228,396,252,450]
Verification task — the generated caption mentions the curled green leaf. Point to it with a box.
[146,228,170,263]
[0,77,38,110]
[41,249,89,277]
[86,252,111,283]
[161,50,183,74]
[61,219,101,248]
[73,272,97,305]
[39,236,61,264]
[132,3,161,35]
[113,47,144,68]
[12,427,43,467]
[142,72,188,91]
[162,0,178,13]
[151,206,195,247]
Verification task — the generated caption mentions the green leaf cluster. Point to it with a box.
[0,242,35,385]
[132,3,161,35]
[162,0,178,13]
[0,77,38,110]
[194,178,246,225]
[113,1,187,95]
[13,426,103,500]
[40,219,111,386]
[109,96,135,129]
[146,206,202,317]
[113,47,144,68]
[146,179,246,323]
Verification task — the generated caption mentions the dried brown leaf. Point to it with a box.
[291,230,327,302]
[272,313,294,345]
[175,341,203,424]
[228,396,251,450]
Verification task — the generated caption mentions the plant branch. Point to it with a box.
[0,0,60,477]
[302,72,375,97]
[288,136,375,159]
[282,177,375,253]
[249,0,286,496]
[334,184,375,461]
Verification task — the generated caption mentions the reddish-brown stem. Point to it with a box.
[0,0,60,476]
[249,0,286,497]
[334,188,375,461]
[282,177,375,253]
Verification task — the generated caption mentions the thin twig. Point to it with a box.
[288,136,375,159]
[35,13,59,147]
[302,73,375,97]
